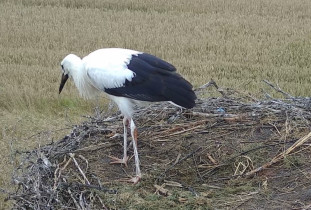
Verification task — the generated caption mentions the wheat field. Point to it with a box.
[1,0,311,208]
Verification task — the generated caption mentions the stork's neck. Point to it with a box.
[70,61,100,99]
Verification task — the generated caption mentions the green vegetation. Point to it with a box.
[1,0,311,208]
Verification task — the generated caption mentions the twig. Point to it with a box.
[157,147,202,181]
[69,153,90,185]
[78,154,89,172]
[194,79,219,91]
[228,145,270,162]
[263,80,294,99]
[302,204,311,210]
[206,153,217,165]
[234,156,254,176]
[191,111,238,118]
[174,153,181,165]
[154,125,203,139]
[79,192,88,210]
[96,194,108,210]
[68,188,82,210]
[245,132,311,177]
[192,153,204,182]
[154,184,171,196]
[65,183,117,194]
[53,157,73,192]
[164,180,183,188]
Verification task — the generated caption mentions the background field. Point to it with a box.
[1,0,311,208]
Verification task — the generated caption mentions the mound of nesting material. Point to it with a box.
[7,81,311,209]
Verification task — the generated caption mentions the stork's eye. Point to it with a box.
[61,64,64,70]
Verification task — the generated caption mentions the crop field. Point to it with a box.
[1,0,311,209]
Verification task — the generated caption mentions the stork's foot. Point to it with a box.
[108,155,129,167]
[119,175,141,184]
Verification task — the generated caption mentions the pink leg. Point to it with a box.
[119,118,141,184]
[109,117,129,166]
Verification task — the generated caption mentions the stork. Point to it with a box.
[59,48,196,184]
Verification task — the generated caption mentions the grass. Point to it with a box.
[0,0,311,208]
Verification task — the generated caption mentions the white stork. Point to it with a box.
[59,48,196,184]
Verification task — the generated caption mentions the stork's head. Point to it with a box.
[59,54,81,94]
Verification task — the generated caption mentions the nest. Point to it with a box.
[6,80,311,209]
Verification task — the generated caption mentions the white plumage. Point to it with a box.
[59,48,196,184]
[85,49,139,90]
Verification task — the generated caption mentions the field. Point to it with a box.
[1,0,311,209]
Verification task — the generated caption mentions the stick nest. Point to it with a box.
[6,80,311,209]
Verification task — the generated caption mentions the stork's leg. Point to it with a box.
[109,117,129,166]
[131,119,142,182]
[119,118,141,184]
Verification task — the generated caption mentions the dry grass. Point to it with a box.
[1,0,311,208]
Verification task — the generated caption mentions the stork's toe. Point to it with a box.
[108,155,129,167]
[118,175,141,184]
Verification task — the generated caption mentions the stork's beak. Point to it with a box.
[59,73,69,94]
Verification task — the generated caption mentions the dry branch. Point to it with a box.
[262,80,294,99]
[245,131,311,177]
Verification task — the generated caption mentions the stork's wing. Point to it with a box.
[85,49,139,90]
[103,53,196,109]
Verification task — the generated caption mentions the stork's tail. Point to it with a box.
[162,74,197,109]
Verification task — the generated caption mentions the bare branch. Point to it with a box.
[262,80,294,99]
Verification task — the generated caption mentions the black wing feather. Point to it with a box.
[104,53,196,109]
[134,53,176,72]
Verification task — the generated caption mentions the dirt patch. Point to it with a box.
[5,82,311,209]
